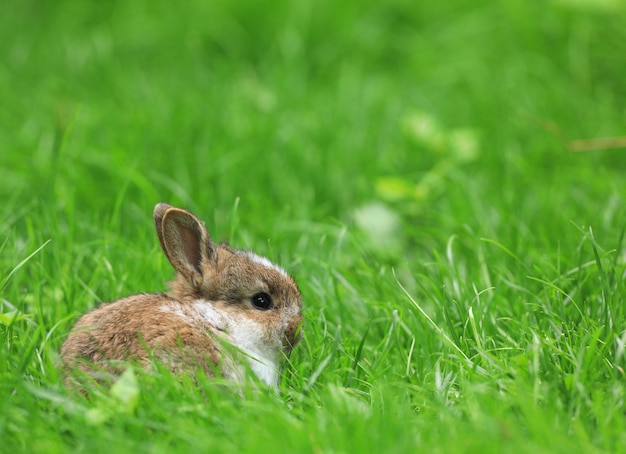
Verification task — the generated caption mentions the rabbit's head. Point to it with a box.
[154,203,303,383]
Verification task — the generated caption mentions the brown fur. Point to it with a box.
[60,203,303,387]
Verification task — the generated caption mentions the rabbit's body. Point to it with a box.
[61,204,302,389]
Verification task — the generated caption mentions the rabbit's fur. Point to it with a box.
[61,203,302,389]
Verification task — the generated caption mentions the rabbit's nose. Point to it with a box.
[283,317,303,352]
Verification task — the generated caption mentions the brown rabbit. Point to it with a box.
[61,203,303,389]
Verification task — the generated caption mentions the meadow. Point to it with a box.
[2,0,626,452]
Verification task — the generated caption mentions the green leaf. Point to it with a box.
[0,311,30,326]
[110,368,140,414]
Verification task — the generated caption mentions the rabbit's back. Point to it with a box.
[61,294,222,375]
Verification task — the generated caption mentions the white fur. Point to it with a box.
[240,251,289,278]
[161,301,280,388]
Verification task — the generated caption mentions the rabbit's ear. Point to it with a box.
[154,203,216,282]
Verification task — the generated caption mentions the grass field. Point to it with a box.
[2,0,626,452]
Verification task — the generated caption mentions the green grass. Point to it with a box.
[2,0,626,452]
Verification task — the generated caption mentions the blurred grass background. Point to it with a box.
[2,0,626,452]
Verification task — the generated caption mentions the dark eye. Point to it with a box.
[251,292,274,310]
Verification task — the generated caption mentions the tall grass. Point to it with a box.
[2,0,626,452]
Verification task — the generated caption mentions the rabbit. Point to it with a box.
[60,203,303,390]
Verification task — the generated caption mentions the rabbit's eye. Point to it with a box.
[251,292,274,310]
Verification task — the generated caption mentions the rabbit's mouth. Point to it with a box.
[282,319,303,353]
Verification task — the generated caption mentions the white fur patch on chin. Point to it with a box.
[161,301,280,388]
